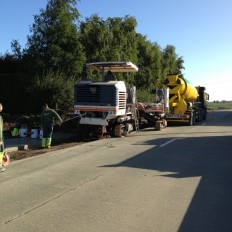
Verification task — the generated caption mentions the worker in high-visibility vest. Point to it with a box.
[41,103,62,148]
[0,103,5,172]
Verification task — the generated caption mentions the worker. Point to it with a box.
[41,103,62,149]
[12,114,32,137]
[0,103,5,172]
[155,88,164,103]
[104,70,115,81]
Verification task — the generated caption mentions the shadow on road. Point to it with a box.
[101,134,232,232]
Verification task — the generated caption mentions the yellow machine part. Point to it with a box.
[163,74,198,115]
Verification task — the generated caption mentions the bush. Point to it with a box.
[136,89,155,103]
[27,70,76,113]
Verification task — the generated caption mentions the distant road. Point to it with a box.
[1,110,232,232]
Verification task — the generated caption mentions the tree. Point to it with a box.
[11,40,23,60]
[25,0,85,78]
[27,70,75,112]
[80,15,111,62]
[106,16,138,63]
[106,16,138,84]
[80,15,138,63]
[135,34,163,91]
[176,56,185,74]
[79,15,138,83]
[162,45,185,76]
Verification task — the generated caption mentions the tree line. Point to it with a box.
[0,0,185,114]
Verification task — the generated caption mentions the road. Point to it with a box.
[0,110,232,232]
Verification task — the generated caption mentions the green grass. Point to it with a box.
[207,102,232,110]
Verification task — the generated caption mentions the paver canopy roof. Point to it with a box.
[86,62,138,73]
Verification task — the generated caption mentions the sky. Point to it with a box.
[0,0,232,101]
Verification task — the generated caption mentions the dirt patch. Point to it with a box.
[2,112,85,162]
[8,140,85,162]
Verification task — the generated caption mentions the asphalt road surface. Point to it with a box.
[0,110,232,232]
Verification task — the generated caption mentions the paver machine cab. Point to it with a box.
[74,62,139,139]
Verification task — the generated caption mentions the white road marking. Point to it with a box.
[160,138,180,147]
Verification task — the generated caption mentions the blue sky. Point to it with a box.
[1,0,232,101]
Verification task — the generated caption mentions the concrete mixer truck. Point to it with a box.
[162,74,209,125]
